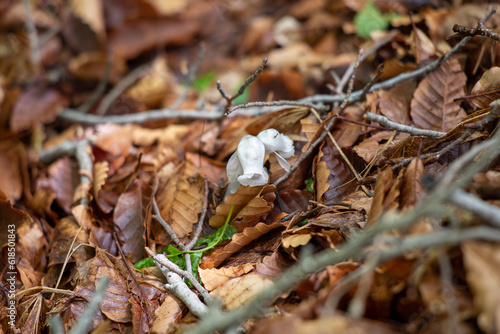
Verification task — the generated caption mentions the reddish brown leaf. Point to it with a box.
[0,143,25,202]
[255,250,292,280]
[211,220,286,268]
[209,185,276,232]
[400,158,424,209]
[48,157,79,213]
[410,27,437,65]
[156,161,204,237]
[314,140,356,204]
[0,198,32,248]
[410,57,466,132]
[114,180,146,263]
[10,85,67,132]
[469,67,500,109]
[367,168,394,225]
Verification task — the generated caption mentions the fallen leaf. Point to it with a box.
[210,273,273,310]
[10,85,68,132]
[410,57,467,132]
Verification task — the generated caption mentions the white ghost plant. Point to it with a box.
[226,129,294,194]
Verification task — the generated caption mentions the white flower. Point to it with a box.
[226,129,294,194]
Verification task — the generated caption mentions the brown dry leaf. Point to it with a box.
[400,158,424,210]
[94,124,134,157]
[253,312,399,334]
[410,57,467,132]
[210,273,273,310]
[145,0,188,16]
[97,266,133,323]
[245,107,310,136]
[209,185,276,231]
[462,241,500,333]
[410,27,437,65]
[0,143,24,202]
[150,295,185,334]
[314,140,356,204]
[114,180,147,263]
[354,131,407,164]
[332,105,364,147]
[210,220,286,268]
[69,0,105,42]
[368,168,394,225]
[67,52,126,84]
[10,85,68,132]
[255,250,292,280]
[198,264,255,291]
[469,67,500,109]
[340,190,372,214]
[0,198,32,248]
[110,18,201,60]
[157,161,204,237]
[376,89,411,125]
[126,56,171,108]
[93,161,109,196]
[49,157,79,213]
[17,293,49,334]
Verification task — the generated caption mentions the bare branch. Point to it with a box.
[364,112,446,137]
[449,189,500,227]
[96,61,153,115]
[21,0,40,70]
[58,107,222,124]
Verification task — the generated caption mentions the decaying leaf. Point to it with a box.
[469,67,500,109]
[400,158,424,209]
[198,263,255,291]
[210,273,273,310]
[156,161,204,237]
[10,85,68,132]
[462,241,500,333]
[314,140,356,204]
[410,57,466,132]
[209,184,276,231]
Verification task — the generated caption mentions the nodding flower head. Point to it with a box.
[226,129,294,194]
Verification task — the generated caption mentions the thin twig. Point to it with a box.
[233,58,268,101]
[437,248,459,334]
[185,178,209,250]
[171,42,206,110]
[449,189,500,227]
[96,61,153,115]
[78,49,114,113]
[228,100,320,114]
[21,0,40,70]
[145,247,211,301]
[59,107,223,124]
[221,57,268,114]
[364,112,446,137]
[113,232,152,322]
[152,197,182,246]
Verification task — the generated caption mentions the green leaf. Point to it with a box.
[305,179,314,193]
[134,205,237,285]
[232,85,249,105]
[297,218,308,227]
[354,0,391,39]
[193,71,216,92]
